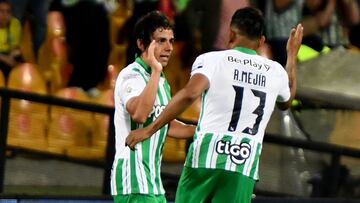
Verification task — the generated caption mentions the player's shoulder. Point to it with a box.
[202,49,231,57]
[115,63,142,85]
[196,50,232,62]
[119,62,141,76]
[259,56,287,75]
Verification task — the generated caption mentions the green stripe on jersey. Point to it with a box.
[129,149,139,193]
[196,90,208,132]
[197,133,214,168]
[163,79,171,100]
[115,159,124,194]
[133,68,149,83]
[249,143,261,178]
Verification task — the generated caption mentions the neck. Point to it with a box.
[228,35,259,51]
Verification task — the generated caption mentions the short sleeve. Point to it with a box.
[119,71,146,106]
[276,68,291,102]
[190,54,216,82]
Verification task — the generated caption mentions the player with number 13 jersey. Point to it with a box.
[186,47,290,180]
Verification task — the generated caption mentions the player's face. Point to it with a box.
[151,28,174,67]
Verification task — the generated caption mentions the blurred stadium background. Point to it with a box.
[0,0,360,202]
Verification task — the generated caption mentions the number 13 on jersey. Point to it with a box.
[228,85,266,135]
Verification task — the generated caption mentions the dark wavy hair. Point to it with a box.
[133,11,174,56]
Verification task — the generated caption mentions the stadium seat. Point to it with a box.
[6,63,49,152]
[0,69,5,87]
[162,136,187,163]
[109,1,132,46]
[330,110,360,150]
[107,45,125,81]
[47,87,98,159]
[91,89,115,159]
[19,20,36,63]
[38,11,70,94]
[106,2,132,82]
[97,64,121,91]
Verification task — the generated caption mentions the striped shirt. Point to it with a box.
[264,0,303,40]
[111,57,171,195]
[186,47,290,181]
[321,12,349,47]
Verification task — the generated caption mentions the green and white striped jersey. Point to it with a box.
[186,47,290,181]
[111,57,171,195]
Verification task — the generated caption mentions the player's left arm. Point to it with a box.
[126,74,208,149]
[167,120,196,139]
[277,24,303,110]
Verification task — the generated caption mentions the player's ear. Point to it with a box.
[228,29,237,48]
[137,39,145,52]
[259,35,266,48]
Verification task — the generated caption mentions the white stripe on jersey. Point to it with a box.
[123,159,131,194]
[149,130,158,194]
[229,136,242,172]
[225,136,237,171]
[192,134,204,168]
[135,141,149,193]
[206,134,220,169]
[255,159,260,180]
[159,83,168,101]
[110,159,118,195]
[158,126,167,195]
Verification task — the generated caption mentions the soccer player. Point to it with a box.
[126,7,303,203]
[110,11,195,203]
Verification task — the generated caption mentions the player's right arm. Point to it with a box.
[127,40,163,123]
[277,24,303,110]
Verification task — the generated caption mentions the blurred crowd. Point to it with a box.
[0,0,359,99]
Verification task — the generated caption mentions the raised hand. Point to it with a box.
[286,24,304,59]
[142,40,163,73]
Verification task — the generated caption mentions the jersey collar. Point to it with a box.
[135,57,152,74]
[233,47,257,55]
